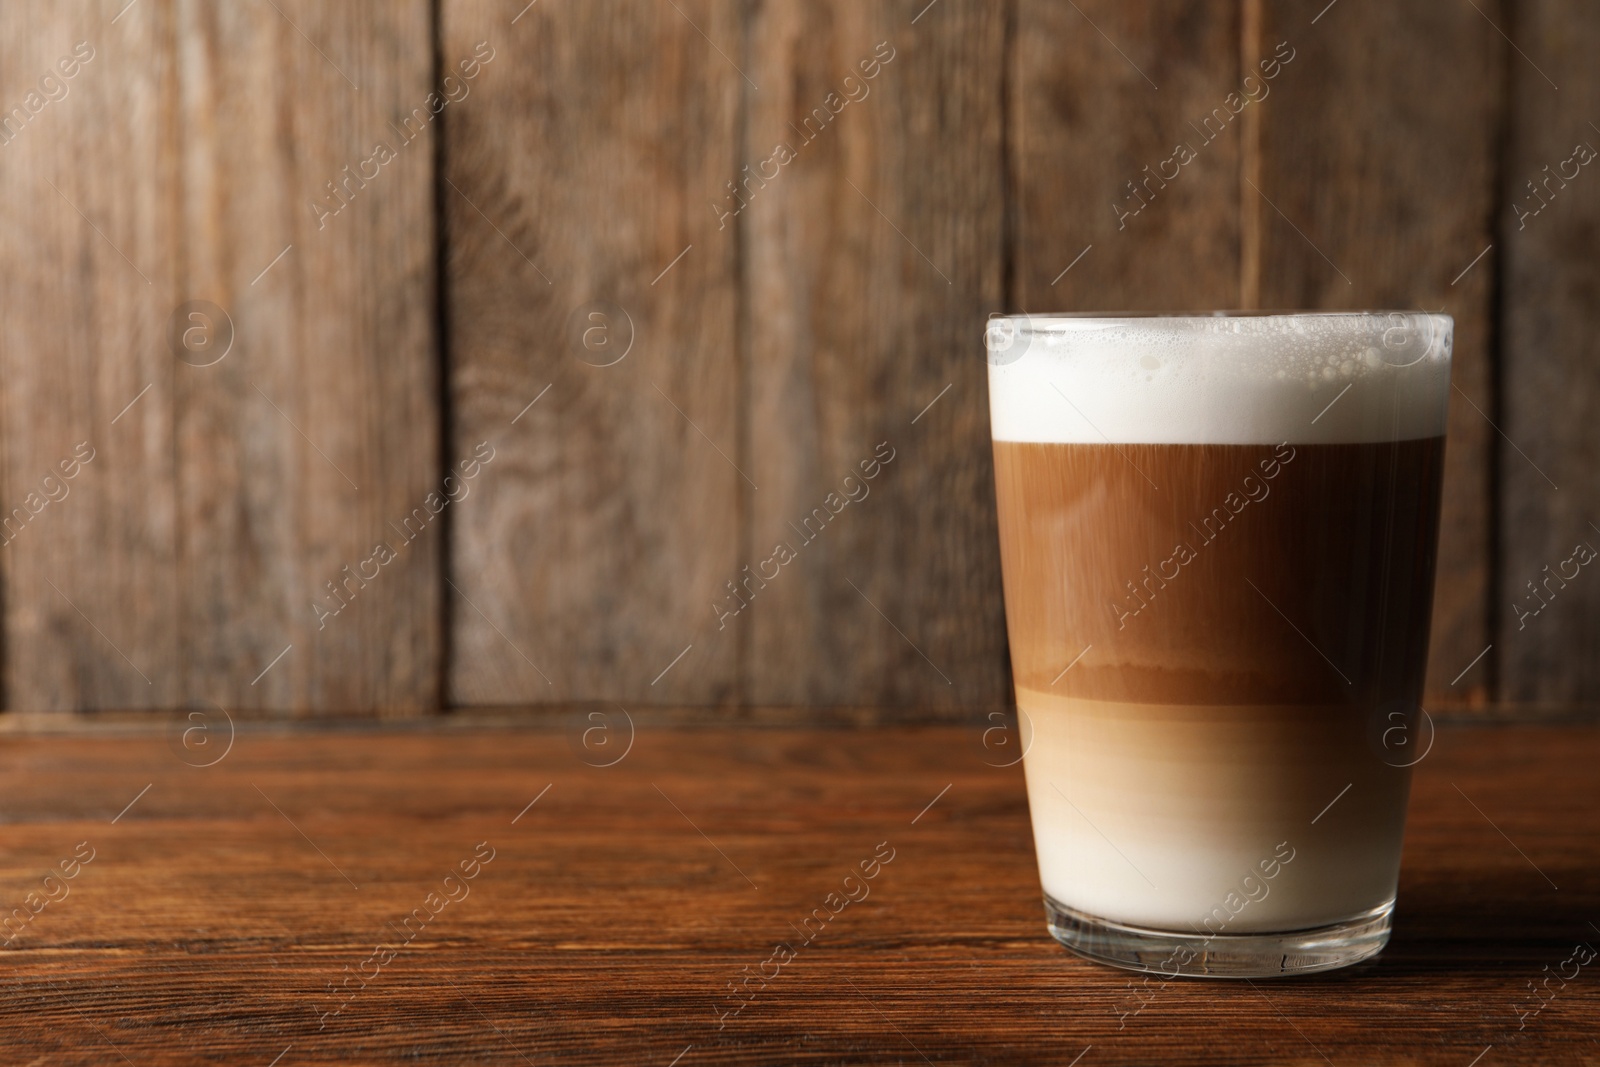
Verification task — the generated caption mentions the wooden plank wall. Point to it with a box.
[0,0,178,711]
[0,0,440,715]
[1499,0,1600,705]
[740,1,1008,709]
[438,0,744,706]
[2,0,1591,716]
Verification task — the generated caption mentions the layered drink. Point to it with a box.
[986,312,1452,975]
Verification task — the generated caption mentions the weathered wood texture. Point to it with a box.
[0,1,180,709]
[740,1,1008,707]
[0,0,441,713]
[1498,0,1600,703]
[1010,0,1243,311]
[1,0,1592,714]
[439,0,743,706]
[0,718,1594,1063]
[1253,0,1504,705]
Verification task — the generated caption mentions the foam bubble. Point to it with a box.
[987,313,1452,445]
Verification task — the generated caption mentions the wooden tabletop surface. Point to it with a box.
[0,715,1595,1065]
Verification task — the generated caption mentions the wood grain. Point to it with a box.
[1010,0,1243,312]
[1253,0,1504,706]
[0,0,1594,715]
[174,0,441,714]
[741,0,1009,708]
[0,0,441,713]
[440,0,743,706]
[0,717,1593,1063]
[0,1,180,709]
[1497,0,1600,704]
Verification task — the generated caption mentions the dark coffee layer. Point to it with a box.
[992,439,1447,705]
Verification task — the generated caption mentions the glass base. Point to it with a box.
[1044,894,1392,978]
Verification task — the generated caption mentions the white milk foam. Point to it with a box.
[987,313,1452,445]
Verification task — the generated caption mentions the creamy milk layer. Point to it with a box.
[1017,689,1411,931]
[987,313,1452,445]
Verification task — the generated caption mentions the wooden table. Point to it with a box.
[1,715,1595,1065]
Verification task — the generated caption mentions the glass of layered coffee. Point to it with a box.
[985,311,1451,977]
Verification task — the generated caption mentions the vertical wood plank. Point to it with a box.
[0,0,441,713]
[0,1,180,709]
[1254,0,1503,707]
[176,0,441,714]
[1011,1,1243,313]
[441,0,742,705]
[1499,0,1600,704]
[738,0,1008,708]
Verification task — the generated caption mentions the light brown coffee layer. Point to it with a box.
[1017,687,1411,930]
[992,439,1446,705]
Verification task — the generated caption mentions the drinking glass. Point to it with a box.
[985,311,1452,976]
